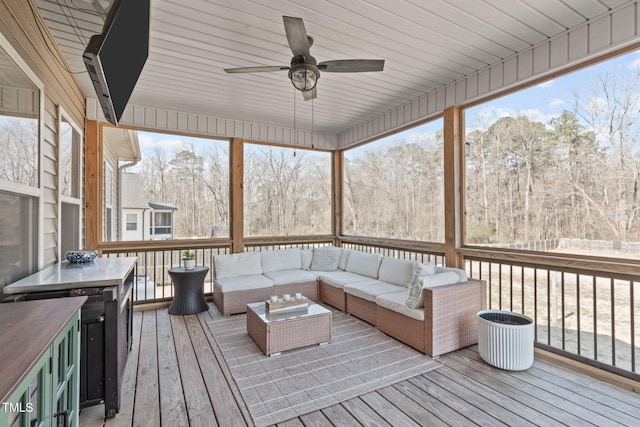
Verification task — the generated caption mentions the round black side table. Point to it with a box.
[168,266,210,315]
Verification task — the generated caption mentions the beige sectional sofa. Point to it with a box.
[212,246,486,356]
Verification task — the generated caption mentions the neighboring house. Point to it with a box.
[121,173,148,241]
[103,128,141,242]
[121,173,177,241]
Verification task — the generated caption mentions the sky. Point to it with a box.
[134,50,640,160]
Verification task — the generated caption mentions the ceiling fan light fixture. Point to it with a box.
[289,63,319,91]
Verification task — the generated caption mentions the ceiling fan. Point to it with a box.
[224,16,385,101]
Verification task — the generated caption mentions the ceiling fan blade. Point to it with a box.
[224,66,289,73]
[283,16,310,57]
[318,59,385,73]
[302,87,317,101]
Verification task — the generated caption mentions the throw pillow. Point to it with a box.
[310,246,341,271]
[405,262,433,309]
[345,251,383,278]
[406,269,461,309]
[406,263,444,308]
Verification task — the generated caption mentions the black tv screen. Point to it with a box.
[83,0,150,125]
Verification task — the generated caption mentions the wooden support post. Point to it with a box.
[443,106,465,268]
[332,151,344,247]
[85,120,102,251]
[229,138,244,253]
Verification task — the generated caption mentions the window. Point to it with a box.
[126,214,137,231]
[59,112,82,255]
[109,131,229,241]
[0,191,38,291]
[0,42,41,291]
[59,116,80,198]
[151,212,172,236]
[464,50,640,259]
[343,119,445,242]
[244,144,331,236]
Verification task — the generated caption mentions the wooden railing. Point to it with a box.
[101,236,639,378]
[462,248,639,379]
[100,239,231,303]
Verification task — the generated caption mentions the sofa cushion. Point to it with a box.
[376,290,424,321]
[214,274,273,293]
[378,257,416,287]
[214,252,262,279]
[345,251,383,279]
[318,271,372,289]
[310,246,341,271]
[338,249,351,270]
[344,280,405,302]
[405,271,461,309]
[300,249,313,270]
[261,248,302,273]
[263,269,318,286]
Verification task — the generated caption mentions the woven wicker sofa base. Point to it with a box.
[319,281,346,311]
[345,294,377,325]
[272,281,318,301]
[376,305,426,353]
[213,281,319,315]
[346,279,486,357]
[213,287,274,315]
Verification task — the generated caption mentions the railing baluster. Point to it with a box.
[631,280,636,373]
[577,274,581,355]
[593,275,598,361]
[611,277,616,366]
[561,271,566,351]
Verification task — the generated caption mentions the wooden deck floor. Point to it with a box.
[80,303,640,427]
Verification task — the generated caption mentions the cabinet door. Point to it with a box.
[51,312,80,427]
[0,352,51,427]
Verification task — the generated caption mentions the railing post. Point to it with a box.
[85,120,102,252]
[443,106,464,268]
[332,150,343,247]
[230,137,244,253]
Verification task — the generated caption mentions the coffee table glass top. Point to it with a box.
[247,300,331,323]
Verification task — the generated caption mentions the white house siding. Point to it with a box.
[42,95,58,266]
[1,0,86,269]
[338,2,640,149]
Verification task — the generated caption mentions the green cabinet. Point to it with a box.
[0,298,85,427]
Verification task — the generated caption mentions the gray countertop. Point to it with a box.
[4,257,137,294]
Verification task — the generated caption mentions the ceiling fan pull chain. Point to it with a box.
[294,88,297,156]
[311,99,314,149]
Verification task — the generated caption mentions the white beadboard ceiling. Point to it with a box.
[36,0,633,135]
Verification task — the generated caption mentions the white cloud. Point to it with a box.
[537,79,555,88]
[138,133,185,155]
[549,98,565,108]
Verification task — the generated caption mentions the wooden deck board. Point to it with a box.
[169,314,218,426]
[340,397,393,426]
[80,304,640,427]
[132,310,161,427]
[156,309,189,426]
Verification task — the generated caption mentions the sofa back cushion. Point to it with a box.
[300,249,313,270]
[214,252,262,279]
[338,249,351,270]
[261,248,302,273]
[310,246,341,271]
[345,251,383,279]
[378,257,416,287]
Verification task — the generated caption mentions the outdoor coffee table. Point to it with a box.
[246,301,332,356]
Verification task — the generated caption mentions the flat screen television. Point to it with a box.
[83,0,150,125]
